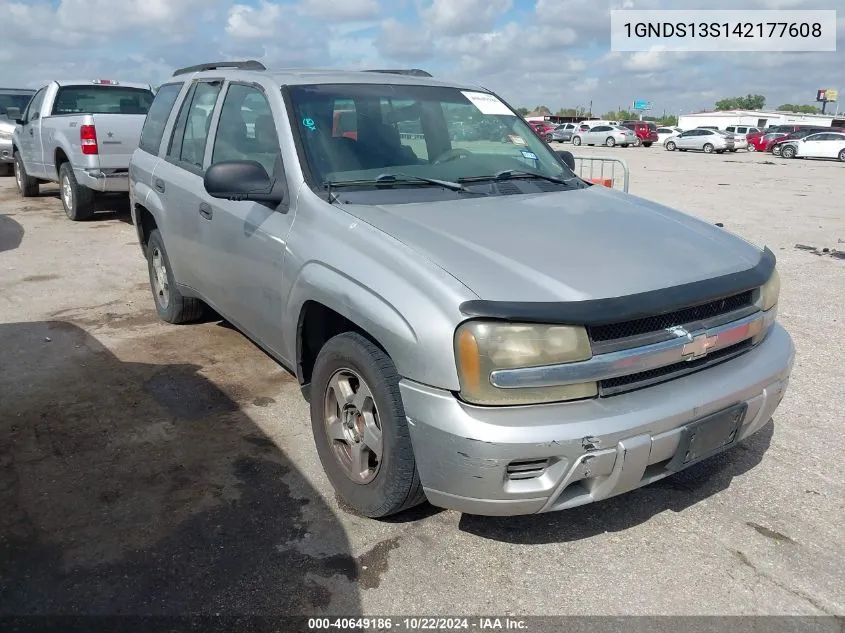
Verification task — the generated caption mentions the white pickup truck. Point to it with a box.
[8,79,154,220]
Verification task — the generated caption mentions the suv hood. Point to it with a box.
[341,186,764,303]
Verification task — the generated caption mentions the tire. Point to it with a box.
[729,149,737,153]
[839,149,845,162]
[545,133,553,143]
[605,137,616,147]
[58,162,95,221]
[643,142,652,147]
[772,145,782,156]
[703,143,714,154]
[781,145,796,159]
[666,141,676,151]
[146,229,205,324]
[748,144,756,152]
[310,332,425,518]
[572,136,581,146]
[14,152,39,197]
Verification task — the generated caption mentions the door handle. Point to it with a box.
[198,203,213,220]
[154,178,165,193]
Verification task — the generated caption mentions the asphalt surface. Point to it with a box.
[0,145,843,622]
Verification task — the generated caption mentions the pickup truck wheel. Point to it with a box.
[59,163,95,221]
[311,332,425,518]
[146,229,205,324]
[14,152,39,197]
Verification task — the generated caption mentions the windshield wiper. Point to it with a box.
[324,173,485,194]
[459,170,575,186]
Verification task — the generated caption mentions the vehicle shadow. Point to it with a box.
[0,214,24,252]
[459,421,774,544]
[42,189,132,224]
[0,321,361,618]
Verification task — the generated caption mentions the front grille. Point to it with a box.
[599,339,753,396]
[588,290,754,342]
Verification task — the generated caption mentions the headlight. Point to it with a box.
[756,269,780,311]
[455,321,596,406]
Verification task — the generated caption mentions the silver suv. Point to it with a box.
[129,61,794,518]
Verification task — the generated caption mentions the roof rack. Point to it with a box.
[364,69,433,78]
[172,60,266,77]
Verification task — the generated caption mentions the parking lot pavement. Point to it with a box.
[0,147,843,618]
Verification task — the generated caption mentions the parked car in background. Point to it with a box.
[10,79,154,220]
[129,61,792,519]
[572,124,636,147]
[748,132,786,152]
[769,127,838,156]
[780,131,845,161]
[766,124,819,134]
[730,135,748,151]
[725,125,761,137]
[548,123,576,143]
[529,121,557,138]
[656,126,683,145]
[621,121,659,147]
[664,128,735,153]
[0,88,36,175]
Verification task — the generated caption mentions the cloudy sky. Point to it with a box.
[3,0,843,116]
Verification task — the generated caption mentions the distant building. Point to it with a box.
[678,109,845,130]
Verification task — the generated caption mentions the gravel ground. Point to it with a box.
[0,145,843,622]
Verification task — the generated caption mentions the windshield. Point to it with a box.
[51,86,154,115]
[0,92,35,120]
[286,83,574,195]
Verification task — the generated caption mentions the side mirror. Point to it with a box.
[6,107,22,124]
[555,150,576,172]
[204,159,286,204]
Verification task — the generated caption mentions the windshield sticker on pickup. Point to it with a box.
[302,117,317,131]
[460,91,512,116]
[520,150,538,160]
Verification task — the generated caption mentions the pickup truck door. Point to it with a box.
[199,83,294,356]
[18,87,47,177]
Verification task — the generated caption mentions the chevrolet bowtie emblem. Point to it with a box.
[682,333,718,360]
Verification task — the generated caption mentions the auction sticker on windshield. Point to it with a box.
[461,91,512,115]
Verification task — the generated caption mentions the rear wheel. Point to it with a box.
[59,163,95,221]
[665,141,676,151]
[839,149,845,162]
[703,143,714,153]
[146,229,205,324]
[572,136,582,146]
[781,145,796,159]
[748,144,756,152]
[311,332,425,518]
[605,137,616,147]
[14,152,39,197]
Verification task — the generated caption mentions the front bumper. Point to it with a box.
[400,324,794,516]
[0,138,12,163]
[76,167,129,193]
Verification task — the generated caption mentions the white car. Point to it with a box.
[780,131,845,161]
[572,124,637,147]
[656,126,683,145]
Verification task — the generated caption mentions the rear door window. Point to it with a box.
[138,83,184,156]
[51,85,154,115]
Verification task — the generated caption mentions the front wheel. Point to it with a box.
[59,163,95,221]
[703,143,714,153]
[146,229,205,324]
[310,332,425,518]
[666,141,676,151]
[545,133,553,143]
[14,152,39,197]
[781,145,797,159]
[605,137,616,147]
[748,144,757,152]
[572,136,582,146]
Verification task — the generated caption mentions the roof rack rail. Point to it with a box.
[364,69,433,78]
[172,60,266,77]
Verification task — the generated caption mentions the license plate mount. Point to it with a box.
[667,403,748,472]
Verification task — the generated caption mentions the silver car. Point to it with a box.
[129,62,793,518]
[549,123,576,143]
[0,88,36,175]
[664,128,735,154]
[572,124,637,147]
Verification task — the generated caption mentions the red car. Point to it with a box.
[621,120,659,147]
[747,131,786,152]
[529,121,557,138]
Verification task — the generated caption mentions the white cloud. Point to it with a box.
[226,1,284,39]
[297,0,381,21]
[55,0,210,34]
[421,0,512,35]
